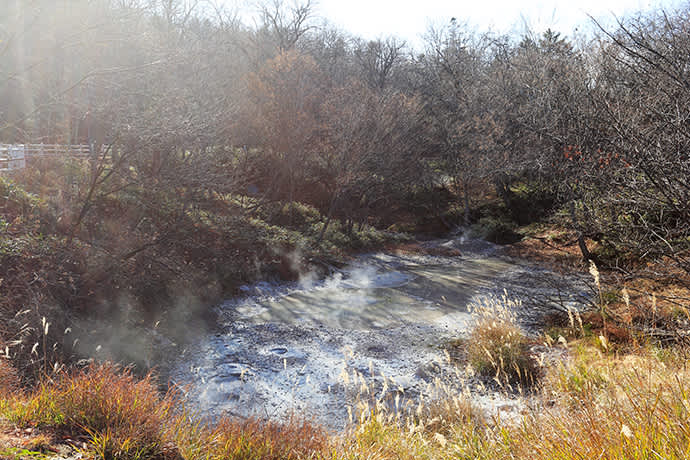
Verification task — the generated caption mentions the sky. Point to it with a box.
[229,0,686,49]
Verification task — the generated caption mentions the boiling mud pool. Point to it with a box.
[170,243,586,430]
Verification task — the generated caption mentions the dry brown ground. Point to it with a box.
[504,227,690,344]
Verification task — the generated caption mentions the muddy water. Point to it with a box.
[235,257,511,330]
[170,239,588,430]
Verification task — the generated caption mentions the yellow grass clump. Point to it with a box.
[466,294,538,388]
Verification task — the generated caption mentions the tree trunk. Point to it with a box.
[569,200,594,262]
[316,213,333,246]
[316,192,341,246]
[493,173,513,210]
[462,178,471,227]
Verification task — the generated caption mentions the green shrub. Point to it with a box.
[507,182,557,225]
[256,201,323,232]
[469,217,521,244]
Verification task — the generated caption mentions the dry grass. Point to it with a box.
[335,284,690,460]
[0,363,328,460]
[173,417,327,460]
[0,339,688,460]
[2,283,690,460]
[502,345,690,459]
[336,391,489,460]
[339,415,489,460]
[3,363,176,459]
[336,342,690,460]
[466,295,538,389]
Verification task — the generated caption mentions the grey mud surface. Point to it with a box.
[169,237,591,431]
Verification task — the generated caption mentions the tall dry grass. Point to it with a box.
[466,294,538,389]
[502,346,690,459]
[0,363,329,460]
[3,363,176,459]
[1,289,689,460]
[336,286,690,460]
[339,344,690,460]
[172,417,327,460]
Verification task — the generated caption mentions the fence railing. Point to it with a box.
[0,144,104,171]
[0,144,26,171]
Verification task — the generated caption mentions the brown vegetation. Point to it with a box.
[466,296,538,388]
[1,363,328,460]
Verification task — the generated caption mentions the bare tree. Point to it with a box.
[353,37,406,91]
[419,23,497,226]
[581,9,690,276]
[257,0,314,52]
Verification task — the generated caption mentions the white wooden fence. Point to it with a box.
[0,144,99,171]
[0,144,26,170]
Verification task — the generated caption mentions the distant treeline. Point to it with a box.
[1,0,689,274]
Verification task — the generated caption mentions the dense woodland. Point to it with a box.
[1,0,690,372]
